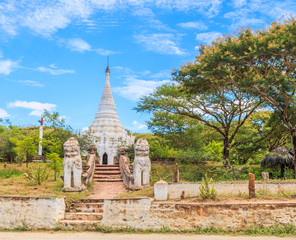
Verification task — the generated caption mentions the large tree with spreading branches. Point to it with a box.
[177,18,296,176]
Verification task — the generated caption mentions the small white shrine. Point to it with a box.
[89,64,135,165]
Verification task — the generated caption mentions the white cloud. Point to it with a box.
[154,0,222,16]
[94,48,119,56]
[134,33,186,55]
[113,67,170,101]
[67,38,91,52]
[0,59,18,75]
[132,120,147,130]
[232,0,247,8]
[132,7,171,31]
[61,38,119,55]
[0,108,9,118]
[17,0,91,37]
[150,69,172,79]
[0,0,223,36]
[114,77,168,101]
[195,31,222,45]
[7,100,56,116]
[225,0,296,30]
[178,21,208,30]
[132,7,154,17]
[224,8,265,30]
[18,80,45,87]
[37,65,75,75]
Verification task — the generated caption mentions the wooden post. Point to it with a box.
[172,163,179,183]
[249,173,255,198]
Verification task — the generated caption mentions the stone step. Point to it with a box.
[95,167,120,171]
[66,203,104,213]
[80,199,105,203]
[59,220,102,230]
[94,171,121,175]
[93,176,122,180]
[65,212,103,221]
[93,175,122,178]
[93,178,123,182]
[95,164,119,167]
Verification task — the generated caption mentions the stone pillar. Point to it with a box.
[172,163,179,183]
[261,172,269,181]
[249,173,255,198]
[154,180,168,201]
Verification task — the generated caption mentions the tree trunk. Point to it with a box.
[280,164,285,179]
[223,137,230,168]
[292,133,296,179]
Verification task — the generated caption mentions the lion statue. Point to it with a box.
[133,138,151,189]
[62,137,85,191]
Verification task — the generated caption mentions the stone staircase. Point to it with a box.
[93,164,123,182]
[60,199,104,229]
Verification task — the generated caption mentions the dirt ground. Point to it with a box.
[87,182,128,199]
[0,233,295,240]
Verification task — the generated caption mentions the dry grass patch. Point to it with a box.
[117,187,154,198]
[0,163,91,200]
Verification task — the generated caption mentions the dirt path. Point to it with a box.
[0,232,294,240]
[87,182,128,199]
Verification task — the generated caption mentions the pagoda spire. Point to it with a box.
[89,62,135,165]
[105,56,110,73]
[97,60,116,114]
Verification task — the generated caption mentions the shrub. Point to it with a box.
[199,173,216,200]
[24,165,49,185]
[46,152,62,181]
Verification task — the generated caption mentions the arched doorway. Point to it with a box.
[102,153,108,165]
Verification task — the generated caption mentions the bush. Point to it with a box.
[46,152,62,181]
[199,173,216,200]
[0,168,23,178]
[24,165,49,185]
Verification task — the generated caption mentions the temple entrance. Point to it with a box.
[102,153,108,165]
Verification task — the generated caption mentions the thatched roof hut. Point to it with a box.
[261,146,294,178]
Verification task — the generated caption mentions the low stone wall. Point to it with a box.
[0,196,65,229]
[101,198,296,230]
[154,181,296,200]
[102,198,156,229]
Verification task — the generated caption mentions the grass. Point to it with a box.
[7,224,295,236]
[0,168,23,178]
[0,163,91,201]
[2,162,296,201]
[82,224,296,236]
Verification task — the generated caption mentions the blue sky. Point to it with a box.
[0,0,295,133]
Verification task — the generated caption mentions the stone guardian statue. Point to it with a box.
[62,137,85,191]
[133,138,151,189]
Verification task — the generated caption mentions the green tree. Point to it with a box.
[43,110,91,156]
[10,130,38,168]
[147,111,207,150]
[189,18,296,176]
[0,126,18,163]
[136,83,261,168]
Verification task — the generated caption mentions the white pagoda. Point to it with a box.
[89,64,135,165]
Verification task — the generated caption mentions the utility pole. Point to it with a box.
[38,114,43,156]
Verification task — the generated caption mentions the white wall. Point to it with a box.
[0,196,65,229]
[154,181,296,200]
